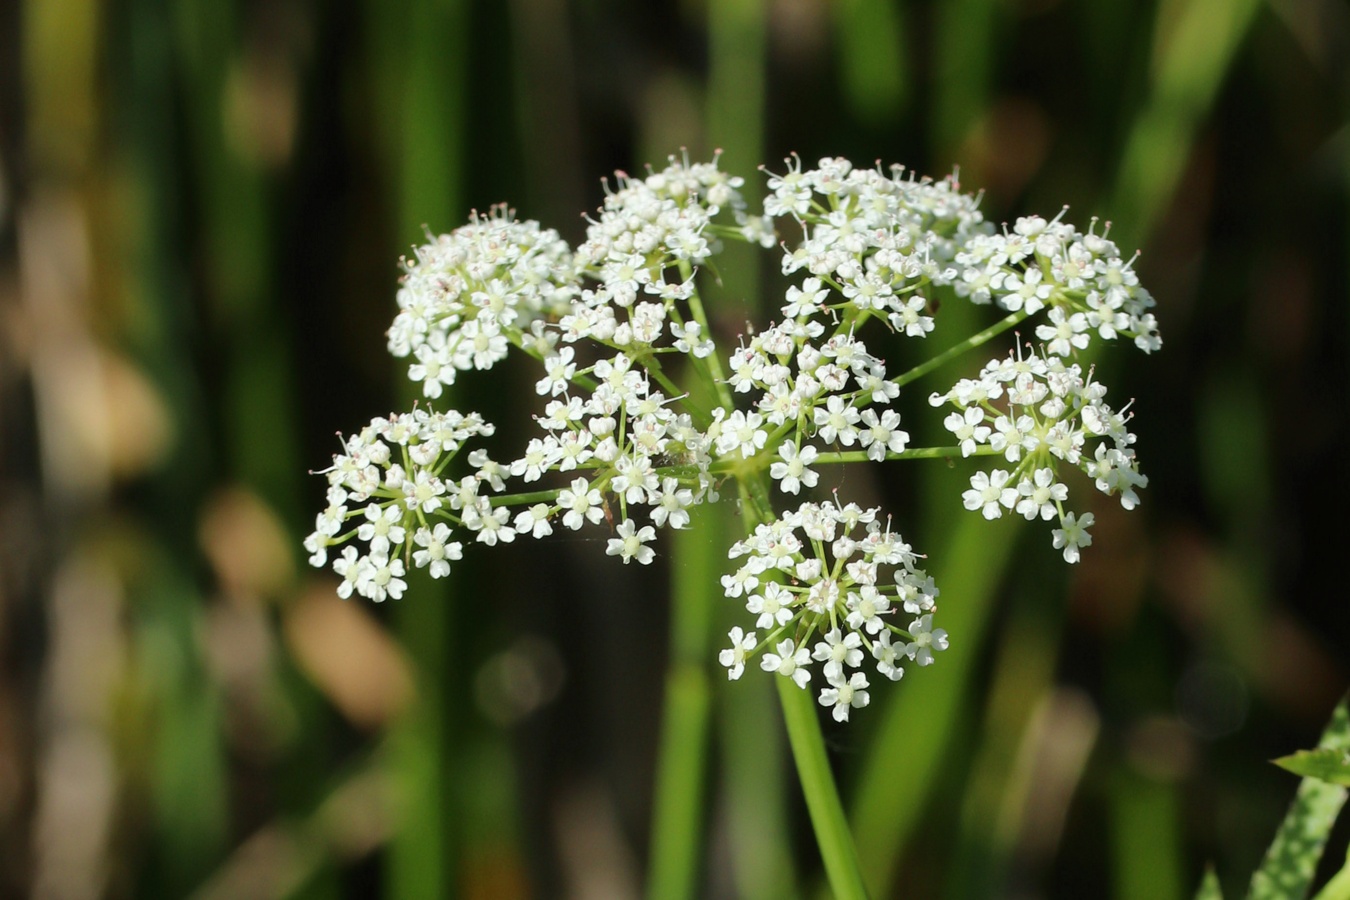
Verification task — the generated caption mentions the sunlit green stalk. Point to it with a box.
[731,474,868,900]
[646,501,723,900]
[373,0,469,894]
[776,678,869,900]
[814,445,1002,465]
[894,310,1028,388]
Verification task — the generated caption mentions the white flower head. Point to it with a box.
[818,672,870,722]
[761,639,812,688]
[719,627,758,680]
[606,518,657,565]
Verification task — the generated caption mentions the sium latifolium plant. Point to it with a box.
[304,154,1159,888]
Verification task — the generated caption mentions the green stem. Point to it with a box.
[737,472,869,900]
[509,332,599,392]
[813,445,1003,465]
[776,678,870,900]
[643,354,715,429]
[684,271,736,411]
[894,310,1029,388]
[646,360,689,405]
[486,488,561,508]
[646,502,723,900]
[648,665,712,900]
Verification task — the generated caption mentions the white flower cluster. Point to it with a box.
[389,206,579,398]
[309,153,1159,722]
[765,156,984,337]
[763,155,1159,354]
[530,349,717,548]
[951,210,1161,354]
[719,501,946,722]
[563,154,759,353]
[721,318,910,495]
[303,409,500,601]
[930,346,1148,562]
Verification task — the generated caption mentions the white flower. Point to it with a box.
[719,627,758,680]
[1036,307,1091,357]
[872,631,905,681]
[845,585,890,634]
[558,477,604,530]
[715,410,768,459]
[746,582,795,628]
[721,563,761,598]
[858,409,909,461]
[358,551,407,603]
[401,470,445,513]
[464,502,515,546]
[944,407,991,457]
[962,470,1018,520]
[812,628,863,682]
[1052,511,1094,563]
[769,442,820,495]
[905,615,948,666]
[535,347,577,396]
[304,530,330,567]
[332,546,362,598]
[1016,468,1067,521]
[408,333,454,398]
[818,672,870,722]
[606,518,656,565]
[760,639,811,688]
[887,296,935,337]
[357,504,407,554]
[412,524,463,579]
[783,277,827,318]
[990,414,1037,462]
[997,268,1051,314]
[514,504,554,539]
[1087,444,1147,510]
[651,478,695,529]
[813,396,861,446]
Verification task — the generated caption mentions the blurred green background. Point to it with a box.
[1,0,1347,897]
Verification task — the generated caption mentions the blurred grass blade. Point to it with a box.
[946,600,1064,898]
[1110,0,1260,246]
[1247,696,1350,900]
[647,504,721,900]
[190,757,393,900]
[932,0,999,157]
[1312,849,1350,900]
[704,5,800,897]
[833,0,908,126]
[706,0,766,313]
[370,0,469,896]
[850,513,1019,896]
[1111,770,1185,900]
[720,677,799,900]
[1195,867,1224,900]
[174,0,301,523]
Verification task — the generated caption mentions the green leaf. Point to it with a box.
[1273,748,1350,787]
[1194,867,1223,900]
[1247,695,1350,900]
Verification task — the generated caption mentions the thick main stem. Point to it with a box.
[777,677,871,900]
[740,474,871,900]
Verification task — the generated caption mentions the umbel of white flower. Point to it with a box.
[305,154,1158,721]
